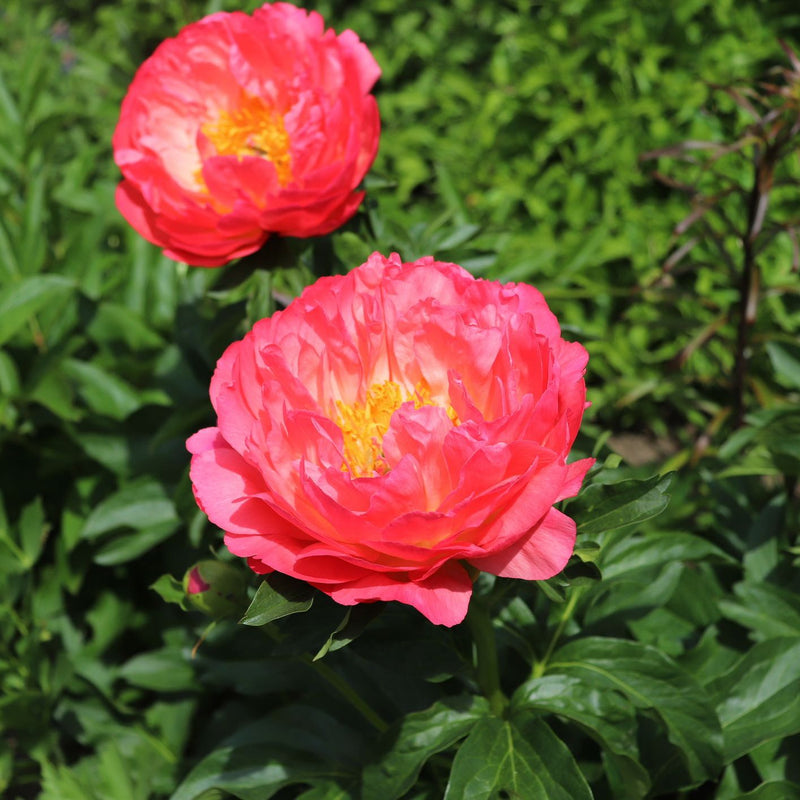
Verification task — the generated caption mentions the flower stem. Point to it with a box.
[531,587,582,680]
[258,624,388,732]
[300,654,389,732]
[466,598,508,717]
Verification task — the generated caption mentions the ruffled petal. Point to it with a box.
[325,562,474,627]
[468,507,576,580]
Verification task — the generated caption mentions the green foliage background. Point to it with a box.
[1,0,799,797]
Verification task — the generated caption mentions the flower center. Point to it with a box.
[336,380,456,478]
[202,95,293,186]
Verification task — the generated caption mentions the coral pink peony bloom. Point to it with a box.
[113,3,380,267]
[187,253,593,626]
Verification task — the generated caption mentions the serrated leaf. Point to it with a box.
[240,574,314,627]
[576,474,673,536]
[709,637,800,762]
[548,637,722,788]
[0,275,73,346]
[443,713,592,800]
[363,695,488,800]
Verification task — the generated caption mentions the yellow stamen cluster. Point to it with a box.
[202,94,293,186]
[336,380,457,478]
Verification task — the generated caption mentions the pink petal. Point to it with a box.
[326,561,474,627]
[468,507,576,580]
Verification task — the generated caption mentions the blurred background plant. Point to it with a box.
[1,0,799,798]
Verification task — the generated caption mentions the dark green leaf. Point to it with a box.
[598,532,734,579]
[61,359,144,420]
[718,583,800,640]
[87,303,166,351]
[734,782,800,800]
[314,604,382,661]
[709,637,800,762]
[240,574,314,627]
[93,521,179,565]
[169,745,329,800]
[81,480,178,540]
[443,713,592,799]
[363,695,488,800]
[0,274,73,346]
[548,637,722,788]
[296,781,358,800]
[576,474,673,536]
[119,648,196,693]
[513,674,650,799]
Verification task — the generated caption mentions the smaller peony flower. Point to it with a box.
[113,3,380,267]
[188,253,593,626]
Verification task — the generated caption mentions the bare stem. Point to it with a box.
[466,597,508,717]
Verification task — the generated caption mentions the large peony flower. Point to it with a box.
[187,253,593,626]
[113,3,380,267]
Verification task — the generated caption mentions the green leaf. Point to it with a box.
[734,782,800,800]
[18,496,47,566]
[709,637,800,762]
[96,742,138,800]
[169,745,329,800]
[296,781,359,800]
[239,574,314,627]
[548,637,722,789]
[119,648,196,693]
[61,359,144,420]
[38,761,90,800]
[93,522,179,565]
[443,713,592,800]
[150,574,189,609]
[575,473,673,536]
[513,674,650,799]
[718,583,800,640]
[598,531,734,579]
[0,274,73,346]
[87,303,166,351]
[766,341,800,390]
[81,479,178,540]
[313,604,382,661]
[362,695,488,800]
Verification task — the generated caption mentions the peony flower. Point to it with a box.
[187,253,593,626]
[113,3,380,267]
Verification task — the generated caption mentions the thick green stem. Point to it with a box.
[466,599,508,717]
